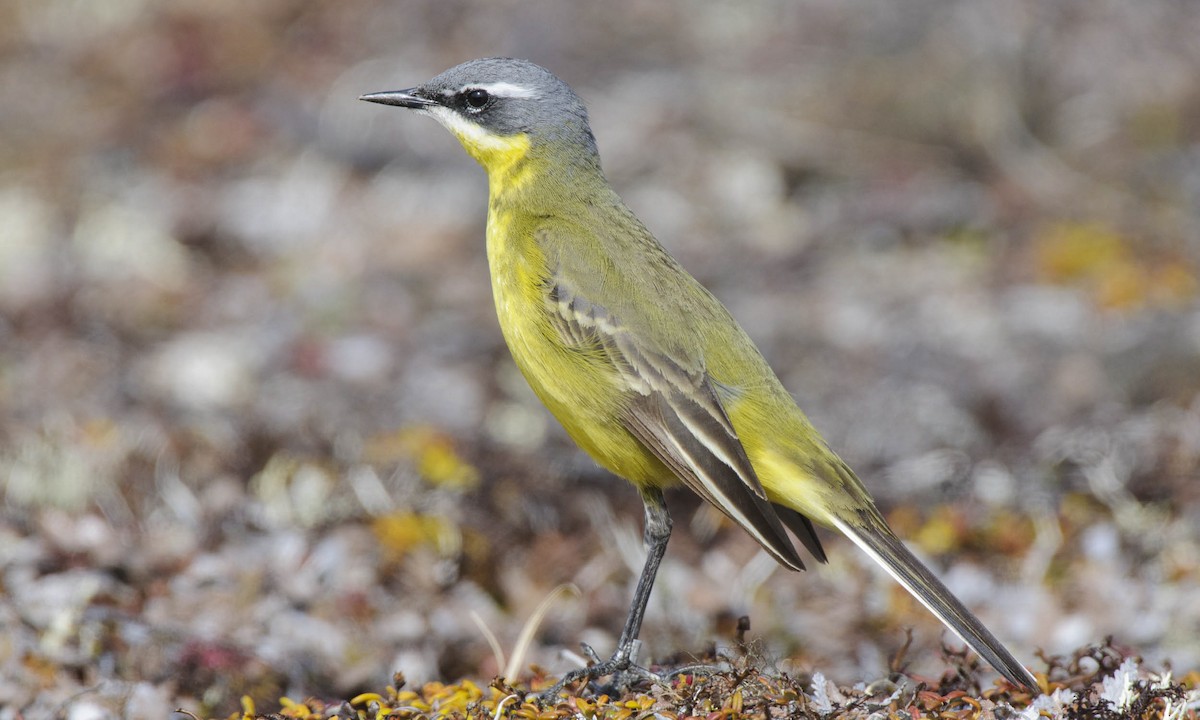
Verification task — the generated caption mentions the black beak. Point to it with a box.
[359,88,438,109]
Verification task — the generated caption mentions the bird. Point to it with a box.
[360,57,1039,696]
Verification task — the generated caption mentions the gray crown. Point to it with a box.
[410,58,598,153]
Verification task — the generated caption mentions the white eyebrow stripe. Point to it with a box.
[463,81,539,99]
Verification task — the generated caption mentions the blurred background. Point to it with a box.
[1,0,1198,716]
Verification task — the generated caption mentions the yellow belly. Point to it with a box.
[485,207,673,490]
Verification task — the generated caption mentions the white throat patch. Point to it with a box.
[421,105,517,154]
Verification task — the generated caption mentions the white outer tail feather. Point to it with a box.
[829,515,1039,691]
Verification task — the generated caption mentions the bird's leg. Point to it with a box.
[538,487,672,701]
[615,486,672,658]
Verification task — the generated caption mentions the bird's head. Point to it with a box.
[361,57,598,172]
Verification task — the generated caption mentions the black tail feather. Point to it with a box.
[833,513,1039,692]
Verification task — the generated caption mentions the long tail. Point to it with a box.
[830,512,1039,692]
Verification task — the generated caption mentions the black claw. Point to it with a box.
[536,651,663,702]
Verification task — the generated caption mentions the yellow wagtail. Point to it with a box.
[361,57,1038,695]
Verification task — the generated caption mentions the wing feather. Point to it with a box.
[547,277,809,570]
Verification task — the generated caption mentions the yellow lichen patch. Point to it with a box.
[1032,221,1197,311]
[372,511,460,562]
[276,697,313,718]
[239,695,255,720]
[910,506,967,557]
[364,425,481,490]
[1035,221,1127,283]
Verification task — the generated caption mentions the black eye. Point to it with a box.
[465,88,489,109]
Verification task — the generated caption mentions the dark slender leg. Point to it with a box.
[538,487,672,700]
[615,486,672,657]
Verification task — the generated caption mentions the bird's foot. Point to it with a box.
[537,641,661,702]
